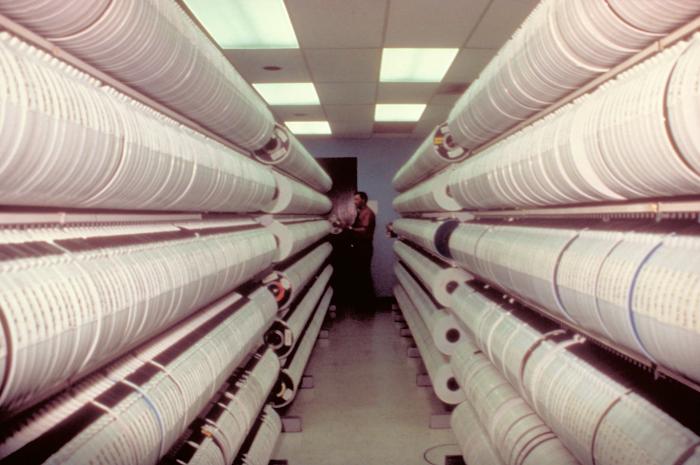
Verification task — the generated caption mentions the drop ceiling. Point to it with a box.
[184,0,538,139]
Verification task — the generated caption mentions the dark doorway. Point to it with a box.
[317,157,357,225]
[317,157,358,307]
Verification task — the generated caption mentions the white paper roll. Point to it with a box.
[274,287,333,408]
[446,37,700,211]
[394,262,466,356]
[254,125,332,193]
[0,33,277,213]
[393,170,461,214]
[176,348,280,465]
[0,0,277,150]
[447,219,700,385]
[264,172,332,215]
[0,286,279,463]
[276,242,332,308]
[451,401,506,465]
[450,284,700,465]
[443,0,696,153]
[267,220,332,262]
[450,338,579,465]
[394,285,464,405]
[392,218,444,256]
[237,406,282,465]
[392,124,468,192]
[393,240,471,307]
[0,224,277,414]
[284,265,333,355]
[607,0,700,34]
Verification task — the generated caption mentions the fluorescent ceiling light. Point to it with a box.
[380,48,459,82]
[285,121,332,135]
[253,83,320,105]
[184,0,298,49]
[375,104,426,122]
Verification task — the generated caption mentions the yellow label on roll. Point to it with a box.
[433,135,444,145]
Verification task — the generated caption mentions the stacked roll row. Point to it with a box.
[266,219,332,262]
[254,125,332,193]
[391,124,468,192]
[447,284,700,465]
[232,405,282,465]
[391,223,700,464]
[393,262,466,356]
[445,0,700,151]
[393,278,464,405]
[0,32,331,214]
[392,171,460,214]
[268,242,333,310]
[273,286,333,408]
[269,265,333,360]
[446,35,700,211]
[0,1,332,192]
[450,337,579,465]
[0,0,272,150]
[0,222,277,415]
[0,285,279,465]
[165,348,280,465]
[393,218,700,386]
[266,172,332,216]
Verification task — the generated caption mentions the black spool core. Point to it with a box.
[447,377,460,391]
[446,328,460,343]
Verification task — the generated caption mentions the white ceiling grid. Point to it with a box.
[222,0,538,138]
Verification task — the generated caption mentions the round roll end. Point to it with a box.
[272,370,296,408]
[433,268,471,307]
[432,314,465,356]
[435,123,470,163]
[264,320,294,358]
[253,126,290,165]
[435,364,466,405]
[263,172,293,214]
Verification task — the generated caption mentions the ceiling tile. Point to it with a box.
[466,0,538,49]
[324,104,374,122]
[443,48,497,83]
[420,104,452,124]
[412,120,437,137]
[373,122,416,134]
[272,106,327,121]
[223,49,310,82]
[385,0,491,47]
[329,120,374,137]
[376,83,439,103]
[430,92,461,105]
[413,105,454,135]
[305,49,381,82]
[431,82,470,105]
[316,82,377,105]
[286,0,388,48]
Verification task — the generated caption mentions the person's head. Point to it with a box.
[354,191,368,209]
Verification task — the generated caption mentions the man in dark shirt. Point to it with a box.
[347,191,376,311]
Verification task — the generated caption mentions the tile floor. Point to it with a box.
[272,306,460,465]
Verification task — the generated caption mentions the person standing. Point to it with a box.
[347,191,376,311]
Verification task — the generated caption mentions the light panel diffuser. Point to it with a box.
[184,0,299,49]
[375,104,426,122]
[380,48,459,82]
[285,121,332,135]
[253,83,320,105]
